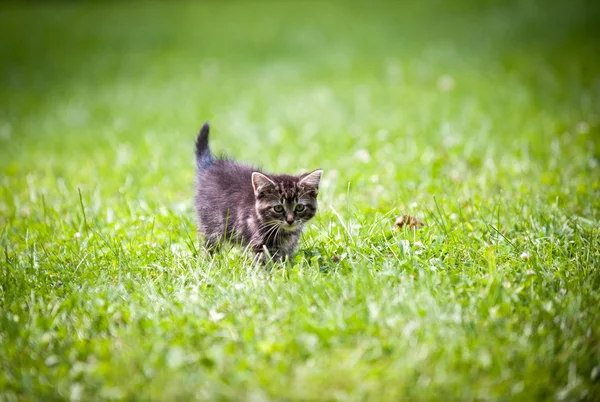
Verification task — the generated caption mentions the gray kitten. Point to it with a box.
[194,121,322,263]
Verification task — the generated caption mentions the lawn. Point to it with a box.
[1,0,600,400]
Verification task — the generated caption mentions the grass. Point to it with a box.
[1,0,600,400]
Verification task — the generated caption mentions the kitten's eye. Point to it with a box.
[273,205,284,213]
[294,204,305,212]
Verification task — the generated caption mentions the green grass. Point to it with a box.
[1,0,600,400]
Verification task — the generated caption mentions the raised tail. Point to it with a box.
[195,121,214,170]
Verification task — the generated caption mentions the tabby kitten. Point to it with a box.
[194,121,322,263]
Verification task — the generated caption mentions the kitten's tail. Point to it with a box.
[195,121,214,170]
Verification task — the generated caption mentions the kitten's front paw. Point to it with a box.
[253,247,289,270]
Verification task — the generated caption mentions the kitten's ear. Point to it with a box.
[299,169,323,191]
[252,172,276,196]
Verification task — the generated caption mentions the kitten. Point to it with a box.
[194,121,322,264]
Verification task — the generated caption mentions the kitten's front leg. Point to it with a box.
[251,244,286,269]
[251,248,273,270]
[202,234,223,255]
[276,234,299,264]
[250,241,268,266]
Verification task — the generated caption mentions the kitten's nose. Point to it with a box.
[286,215,294,224]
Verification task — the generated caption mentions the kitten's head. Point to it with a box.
[251,169,322,232]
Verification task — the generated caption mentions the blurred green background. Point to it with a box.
[1,0,600,400]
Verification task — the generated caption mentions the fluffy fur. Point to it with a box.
[194,121,322,263]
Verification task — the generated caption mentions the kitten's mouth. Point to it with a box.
[282,223,299,231]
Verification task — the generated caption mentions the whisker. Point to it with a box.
[256,221,275,231]
[264,222,282,243]
[258,221,280,234]
[261,222,277,237]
